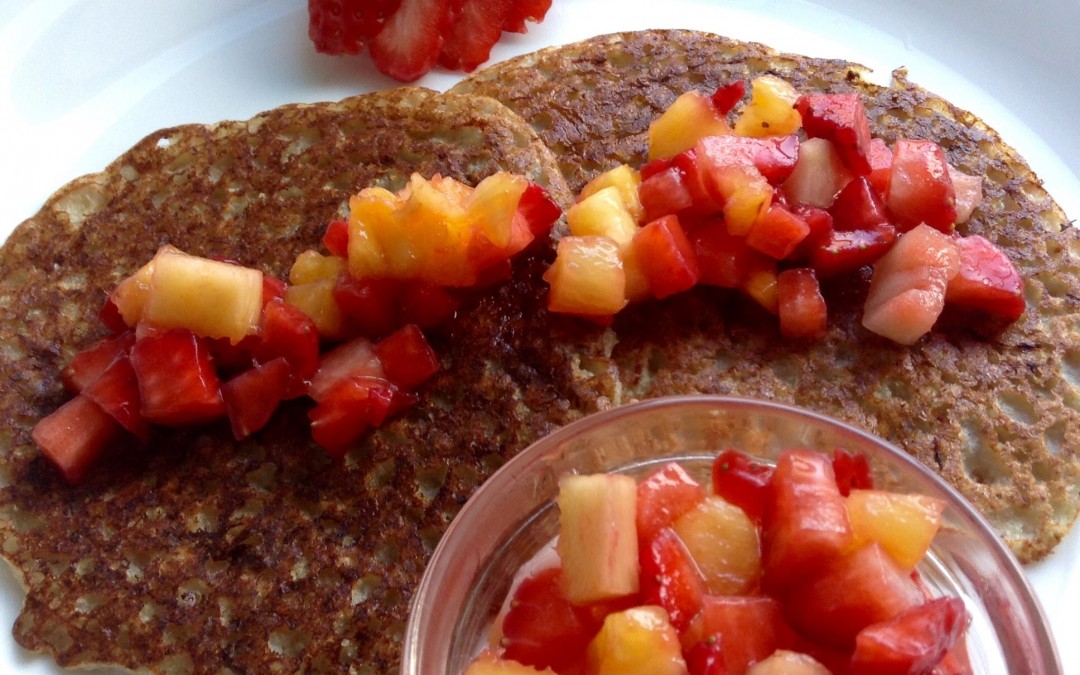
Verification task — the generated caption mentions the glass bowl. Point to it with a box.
[402,396,1061,674]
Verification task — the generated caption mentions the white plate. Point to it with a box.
[0,1,1077,673]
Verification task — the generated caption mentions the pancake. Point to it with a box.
[0,87,574,672]
[452,29,1080,563]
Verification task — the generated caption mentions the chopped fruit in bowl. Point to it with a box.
[402,396,1061,675]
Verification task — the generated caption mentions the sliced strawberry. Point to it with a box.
[333,274,401,338]
[500,0,552,33]
[777,267,827,339]
[515,182,562,238]
[130,329,225,427]
[32,395,121,484]
[397,280,461,328]
[309,375,401,457]
[746,202,811,260]
[308,0,402,55]
[82,355,150,441]
[830,176,891,232]
[695,133,800,184]
[636,462,707,541]
[682,595,799,675]
[307,336,385,402]
[372,323,441,389]
[639,527,708,632]
[809,222,897,278]
[710,449,774,525]
[61,330,136,394]
[221,358,293,441]
[633,215,701,299]
[672,149,723,215]
[795,92,874,176]
[254,299,321,396]
[640,165,695,222]
[833,448,874,495]
[322,219,350,258]
[439,0,514,72]
[851,597,971,675]
[945,235,1025,320]
[500,567,599,672]
[369,0,455,82]
[685,218,770,289]
[710,80,747,116]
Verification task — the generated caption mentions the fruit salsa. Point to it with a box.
[544,75,1024,344]
[465,448,972,675]
[31,172,560,484]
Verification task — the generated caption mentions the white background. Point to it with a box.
[0,0,1078,673]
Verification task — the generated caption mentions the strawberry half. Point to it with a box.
[370,0,455,82]
[501,0,552,33]
[308,0,402,55]
[439,0,515,72]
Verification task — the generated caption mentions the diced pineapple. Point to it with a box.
[566,187,639,248]
[285,279,344,340]
[672,495,761,595]
[557,473,639,604]
[543,236,629,318]
[579,165,644,223]
[741,257,780,314]
[290,249,345,285]
[649,91,732,161]
[620,246,653,303]
[111,252,161,327]
[699,162,773,236]
[347,187,397,279]
[468,172,529,248]
[586,606,687,675]
[734,75,803,137]
[746,649,831,675]
[464,650,557,675]
[141,247,263,344]
[782,138,852,208]
[847,489,945,571]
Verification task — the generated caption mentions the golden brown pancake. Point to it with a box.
[453,29,1080,563]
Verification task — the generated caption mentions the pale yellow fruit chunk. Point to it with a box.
[557,473,639,604]
[587,606,687,675]
[672,495,761,595]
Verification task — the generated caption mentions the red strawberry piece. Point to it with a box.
[61,330,136,394]
[945,234,1025,320]
[501,0,552,33]
[221,357,293,441]
[130,329,226,427]
[833,447,874,495]
[98,295,129,334]
[82,355,151,441]
[777,267,827,340]
[710,449,774,525]
[639,527,708,632]
[851,597,970,675]
[711,80,746,116]
[633,214,701,299]
[370,0,455,82]
[516,182,562,238]
[333,274,402,339]
[397,280,461,329]
[262,275,287,307]
[796,92,874,176]
[254,299,321,395]
[32,395,120,485]
[308,375,401,457]
[308,0,402,55]
[636,462,707,541]
[372,323,441,389]
[440,0,514,72]
[307,336,385,402]
[322,219,350,258]
[500,567,598,672]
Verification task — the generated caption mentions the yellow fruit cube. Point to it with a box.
[468,172,528,248]
[566,187,639,248]
[141,247,263,344]
[734,75,803,137]
[285,279,343,340]
[111,253,159,327]
[746,650,831,675]
[557,473,639,604]
[846,489,945,571]
[649,91,732,161]
[579,165,644,223]
[543,236,629,318]
[290,249,345,285]
[464,651,556,675]
[672,495,761,595]
[587,606,687,675]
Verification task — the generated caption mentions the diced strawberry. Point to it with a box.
[672,149,723,215]
[795,93,874,176]
[685,636,726,675]
[867,138,893,197]
[61,331,136,394]
[32,395,121,484]
[322,219,350,258]
[500,567,599,672]
[439,0,513,72]
[777,268,827,339]
[782,137,852,210]
[515,182,562,238]
[633,215,701,299]
[639,156,676,182]
[372,323,441,389]
[130,329,225,427]
[685,218,771,289]
[639,528,708,632]
[746,203,811,260]
[640,165,695,222]
[886,139,957,233]
[262,275,288,306]
[99,295,129,334]
[851,597,970,675]
[711,449,774,525]
[948,166,983,225]
[333,274,401,338]
[308,0,402,55]
[309,375,401,457]
[711,80,747,116]
[833,448,874,496]
[945,235,1025,320]
[221,358,292,440]
[636,462,707,541]
[307,336,385,402]
[783,542,924,650]
[696,134,800,184]
[682,595,798,675]
[397,280,461,328]
[763,449,854,594]
[254,299,321,395]
[82,355,150,441]
[829,177,890,232]
[369,0,455,82]
[809,222,897,278]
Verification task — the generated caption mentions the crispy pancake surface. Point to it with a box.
[455,29,1080,562]
[0,87,575,672]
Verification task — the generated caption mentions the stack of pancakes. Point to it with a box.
[0,30,1075,674]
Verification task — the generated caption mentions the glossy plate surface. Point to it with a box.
[0,1,1077,673]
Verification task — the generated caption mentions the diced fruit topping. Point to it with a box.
[850,597,970,675]
[945,234,1025,320]
[308,0,552,81]
[795,92,874,176]
[587,606,688,675]
[886,139,957,233]
[31,395,120,485]
[499,566,598,672]
[649,91,733,161]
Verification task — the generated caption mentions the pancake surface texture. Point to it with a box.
[454,29,1080,563]
[0,87,573,672]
